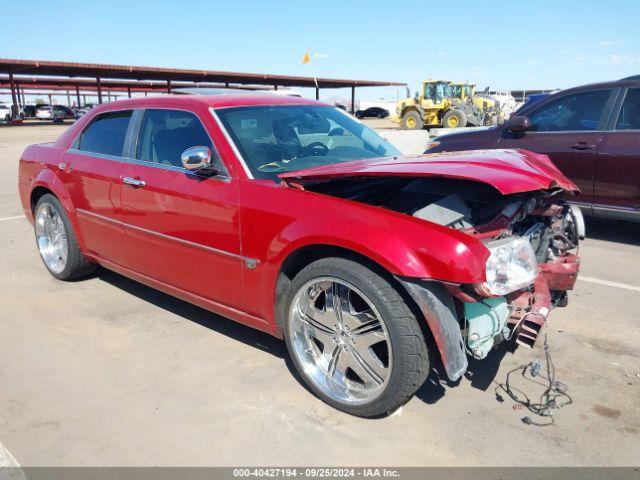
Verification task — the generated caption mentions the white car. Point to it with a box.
[36,105,75,122]
[0,103,12,123]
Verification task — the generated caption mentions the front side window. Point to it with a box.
[77,110,132,156]
[135,109,223,171]
[216,105,401,180]
[528,89,612,132]
[615,88,640,130]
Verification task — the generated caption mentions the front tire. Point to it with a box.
[283,257,430,417]
[34,194,96,280]
[402,111,423,130]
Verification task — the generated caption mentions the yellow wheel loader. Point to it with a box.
[393,80,496,130]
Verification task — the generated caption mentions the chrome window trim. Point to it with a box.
[133,107,231,179]
[67,148,126,163]
[76,208,259,268]
[209,107,254,179]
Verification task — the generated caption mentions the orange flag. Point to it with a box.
[302,52,310,65]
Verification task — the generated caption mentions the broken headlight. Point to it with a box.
[483,237,538,295]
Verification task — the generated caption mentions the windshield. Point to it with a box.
[216,105,401,180]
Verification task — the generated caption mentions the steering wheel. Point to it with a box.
[299,142,329,157]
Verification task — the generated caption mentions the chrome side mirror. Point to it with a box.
[181,146,217,175]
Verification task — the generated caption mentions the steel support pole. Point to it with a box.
[127,86,131,98]
[76,86,81,107]
[66,90,71,107]
[96,77,103,104]
[8,72,18,118]
[315,86,319,100]
[274,85,278,91]
[167,80,172,93]
[351,86,355,114]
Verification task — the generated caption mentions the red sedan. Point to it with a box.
[18,94,582,417]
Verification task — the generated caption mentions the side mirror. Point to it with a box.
[181,146,218,175]
[505,115,531,133]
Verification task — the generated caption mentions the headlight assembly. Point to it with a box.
[483,237,538,296]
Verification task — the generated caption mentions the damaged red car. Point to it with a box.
[18,94,583,417]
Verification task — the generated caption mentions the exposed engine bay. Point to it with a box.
[299,176,583,361]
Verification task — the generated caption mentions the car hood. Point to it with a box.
[279,148,579,195]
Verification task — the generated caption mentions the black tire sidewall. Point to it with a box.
[402,111,423,130]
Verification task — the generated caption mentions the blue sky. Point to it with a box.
[2,0,640,102]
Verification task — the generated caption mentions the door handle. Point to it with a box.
[122,176,146,188]
[570,142,595,151]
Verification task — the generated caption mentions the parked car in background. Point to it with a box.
[355,106,389,119]
[23,105,43,118]
[36,105,75,122]
[19,94,581,417]
[426,76,640,221]
[0,103,12,123]
[513,93,550,114]
[73,105,93,118]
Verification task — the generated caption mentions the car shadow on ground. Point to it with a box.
[585,217,640,246]
[96,268,287,360]
[415,343,510,405]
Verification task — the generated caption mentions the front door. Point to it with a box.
[498,88,616,209]
[60,109,132,266]
[120,108,244,309]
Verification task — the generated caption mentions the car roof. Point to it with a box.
[553,77,640,94]
[88,93,326,113]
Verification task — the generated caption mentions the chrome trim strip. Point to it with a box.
[75,208,259,267]
[209,107,254,179]
[67,148,126,163]
[592,204,640,214]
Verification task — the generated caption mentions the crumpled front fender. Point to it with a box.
[397,278,468,381]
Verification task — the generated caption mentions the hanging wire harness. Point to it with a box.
[495,332,573,426]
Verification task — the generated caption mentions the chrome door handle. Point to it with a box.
[57,162,66,171]
[122,176,146,188]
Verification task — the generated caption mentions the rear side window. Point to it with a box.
[528,89,612,132]
[76,110,132,156]
[135,109,223,170]
[615,88,640,130]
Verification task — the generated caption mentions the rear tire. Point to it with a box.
[442,109,467,128]
[34,194,96,280]
[283,257,430,417]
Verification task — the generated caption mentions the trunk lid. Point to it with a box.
[279,149,579,195]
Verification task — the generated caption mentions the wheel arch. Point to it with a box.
[28,169,87,251]
[274,243,440,356]
[401,105,424,120]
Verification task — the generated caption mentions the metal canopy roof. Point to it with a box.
[0,75,269,92]
[0,58,405,89]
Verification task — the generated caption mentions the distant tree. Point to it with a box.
[34,97,45,105]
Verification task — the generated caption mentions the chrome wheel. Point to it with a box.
[35,202,68,275]
[289,277,392,405]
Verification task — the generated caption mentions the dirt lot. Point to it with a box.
[1,123,639,466]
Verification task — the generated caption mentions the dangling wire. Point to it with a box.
[495,332,573,426]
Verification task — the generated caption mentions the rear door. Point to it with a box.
[498,88,616,210]
[120,108,244,309]
[60,110,132,266]
[593,87,640,218]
